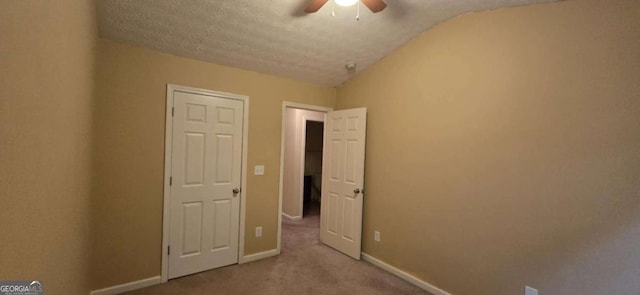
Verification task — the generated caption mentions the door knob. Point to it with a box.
[233,188,240,195]
[354,188,361,194]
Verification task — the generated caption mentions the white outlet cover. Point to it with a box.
[255,226,262,237]
[525,286,538,295]
[374,231,381,242]
[254,165,265,176]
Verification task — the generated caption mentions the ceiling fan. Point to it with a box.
[304,0,387,14]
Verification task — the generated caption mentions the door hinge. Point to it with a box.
[169,176,172,186]
[172,107,174,117]
[168,246,170,255]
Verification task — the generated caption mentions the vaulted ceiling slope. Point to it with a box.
[98,0,556,86]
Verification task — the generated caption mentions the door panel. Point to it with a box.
[169,91,243,279]
[212,199,231,250]
[184,133,205,185]
[182,202,203,255]
[320,108,367,259]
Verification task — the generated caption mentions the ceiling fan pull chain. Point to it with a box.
[356,1,360,21]
[331,1,336,17]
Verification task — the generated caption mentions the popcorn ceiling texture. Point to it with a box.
[98,0,556,86]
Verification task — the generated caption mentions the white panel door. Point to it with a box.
[320,108,367,259]
[169,91,243,279]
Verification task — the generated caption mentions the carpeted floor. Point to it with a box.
[125,202,430,295]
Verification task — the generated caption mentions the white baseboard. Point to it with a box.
[90,275,161,295]
[282,212,302,221]
[361,253,451,295]
[240,249,280,264]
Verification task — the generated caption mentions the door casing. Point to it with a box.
[161,84,249,283]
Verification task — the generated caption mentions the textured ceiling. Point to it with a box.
[98,0,557,86]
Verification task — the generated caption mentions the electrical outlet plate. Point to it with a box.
[525,286,538,295]
[255,226,262,237]
[254,165,265,175]
[374,231,381,242]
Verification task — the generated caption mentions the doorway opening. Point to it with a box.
[277,102,332,252]
[277,102,367,259]
[281,107,325,221]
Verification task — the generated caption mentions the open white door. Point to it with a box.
[320,108,367,259]
[168,90,243,279]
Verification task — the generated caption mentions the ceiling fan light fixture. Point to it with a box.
[335,0,358,7]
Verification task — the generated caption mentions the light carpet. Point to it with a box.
[125,203,431,295]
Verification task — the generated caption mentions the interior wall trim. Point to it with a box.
[240,249,280,264]
[282,212,303,221]
[361,253,451,295]
[89,276,161,295]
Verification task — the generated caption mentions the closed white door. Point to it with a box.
[320,108,367,259]
[168,90,243,279]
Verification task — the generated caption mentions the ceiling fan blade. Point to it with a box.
[361,0,387,13]
[304,0,329,13]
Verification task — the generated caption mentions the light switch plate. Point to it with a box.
[525,286,538,295]
[254,165,265,175]
[374,231,381,242]
[255,226,262,237]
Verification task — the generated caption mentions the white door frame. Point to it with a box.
[161,84,249,283]
[277,102,332,252]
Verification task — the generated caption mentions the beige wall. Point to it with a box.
[3,0,638,293]
[91,39,335,289]
[0,1,97,294]
[282,108,325,218]
[336,0,640,294]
